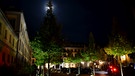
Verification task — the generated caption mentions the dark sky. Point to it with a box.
[1,0,135,46]
[20,0,113,44]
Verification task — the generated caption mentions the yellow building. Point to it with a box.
[5,11,32,66]
[0,9,18,67]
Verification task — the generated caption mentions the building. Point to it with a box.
[5,11,32,66]
[0,8,32,76]
[0,9,18,67]
[61,42,87,69]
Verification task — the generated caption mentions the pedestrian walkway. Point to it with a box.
[50,71,108,76]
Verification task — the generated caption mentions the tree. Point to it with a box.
[80,32,103,75]
[81,32,102,62]
[104,33,135,76]
[71,53,82,74]
[63,53,82,74]
[30,36,45,66]
[31,1,63,76]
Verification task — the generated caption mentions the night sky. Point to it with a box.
[20,0,113,44]
[1,0,135,46]
[23,0,113,43]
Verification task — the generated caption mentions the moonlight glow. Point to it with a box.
[45,5,55,11]
[46,6,50,10]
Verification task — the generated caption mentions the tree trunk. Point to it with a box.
[120,62,123,76]
[78,63,80,74]
[118,56,123,76]
[47,55,50,76]
[69,67,71,74]
[42,65,44,76]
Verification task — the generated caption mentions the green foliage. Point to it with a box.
[63,57,72,63]
[30,36,46,65]
[63,52,82,64]
[71,54,82,63]
[81,48,101,62]
[51,56,63,64]
[80,32,102,62]
[82,32,102,61]
[104,33,135,57]
[80,51,90,62]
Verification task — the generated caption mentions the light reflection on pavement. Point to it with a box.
[51,71,109,76]
[78,71,109,76]
[95,74,109,76]
[95,71,109,76]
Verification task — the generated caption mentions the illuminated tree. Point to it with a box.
[81,32,102,62]
[30,37,45,65]
[104,33,135,76]
[63,53,82,74]
[31,1,63,76]
[80,32,103,75]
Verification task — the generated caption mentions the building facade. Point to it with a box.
[0,9,18,67]
[0,9,32,74]
[5,11,32,66]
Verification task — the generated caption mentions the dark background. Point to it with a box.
[1,0,135,46]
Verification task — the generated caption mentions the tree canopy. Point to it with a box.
[30,36,46,65]
[104,33,135,57]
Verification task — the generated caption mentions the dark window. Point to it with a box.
[8,54,10,63]
[2,53,5,63]
[75,49,77,52]
[12,39,14,46]
[11,56,13,63]
[4,30,7,39]
[9,35,11,43]
[9,19,16,30]
[0,22,1,34]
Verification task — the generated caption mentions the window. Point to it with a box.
[11,56,13,63]
[9,19,16,30]
[8,54,10,63]
[9,35,11,43]
[4,30,7,39]
[12,39,14,46]
[0,22,1,34]
[2,53,5,63]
